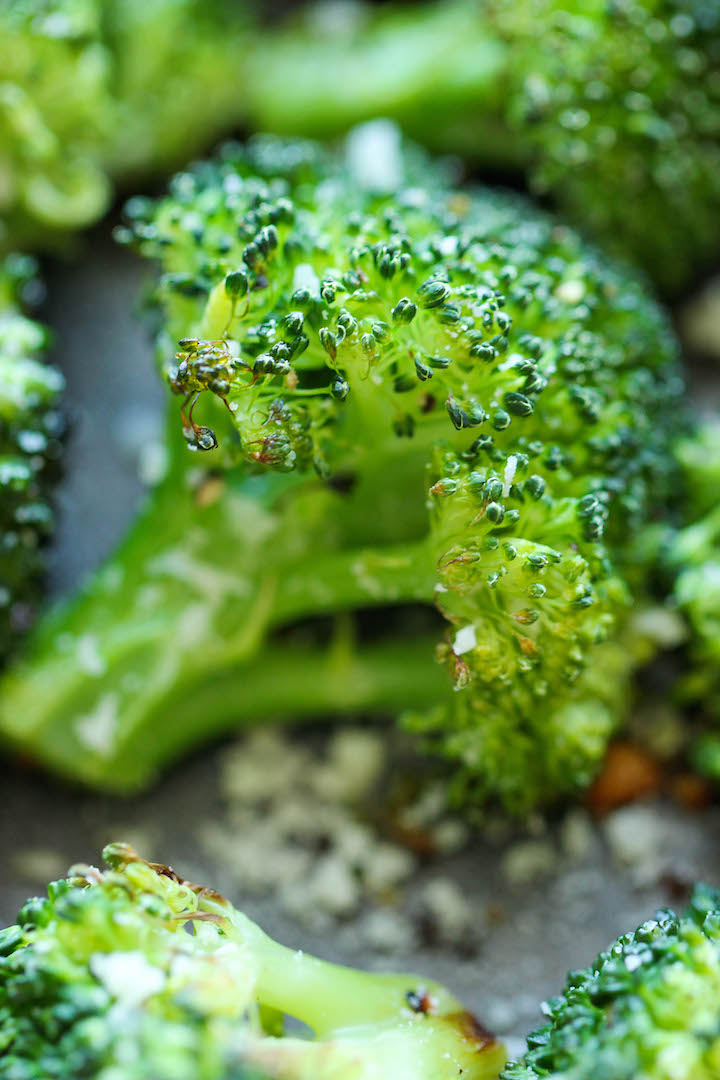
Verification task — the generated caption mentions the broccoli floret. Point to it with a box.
[244,0,720,291]
[0,0,251,247]
[665,422,720,778]
[0,253,64,660]
[0,0,114,242]
[0,130,681,810]
[502,883,720,1080]
[0,842,505,1080]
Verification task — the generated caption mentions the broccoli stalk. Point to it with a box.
[503,883,720,1080]
[0,434,449,789]
[0,130,681,810]
[0,253,64,660]
[0,842,506,1080]
[243,0,720,291]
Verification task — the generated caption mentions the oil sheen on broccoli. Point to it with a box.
[0,253,63,659]
[0,842,505,1080]
[503,884,720,1080]
[245,0,720,291]
[0,129,682,810]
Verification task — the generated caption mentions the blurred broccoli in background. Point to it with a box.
[3,0,719,295]
[0,842,505,1080]
[503,883,720,1080]
[0,0,111,242]
[244,0,720,292]
[0,128,682,812]
[666,422,720,781]
[0,253,63,661]
[0,0,252,248]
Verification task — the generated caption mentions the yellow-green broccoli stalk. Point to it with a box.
[0,130,681,811]
[503,884,720,1080]
[0,842,505,1080]
[244,0,720,292]
[0,253,64,660]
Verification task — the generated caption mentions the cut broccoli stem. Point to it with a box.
[0,428,449,789]
[4,629,448,791]
[1,842,506,1079]
[246,4,511,152]
[207,891,466,1033]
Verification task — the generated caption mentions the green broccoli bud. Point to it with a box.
[0,842,505,1080]
[0,253,64,659]
[244,0,720,291]
[0,131,681,811]
[502,884,720,1080]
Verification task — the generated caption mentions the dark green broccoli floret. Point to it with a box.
[0,842,505,1080]
[0,253,64,659]
[0,130,681,811]
[244,0,720,291]
[502,883,720,1080]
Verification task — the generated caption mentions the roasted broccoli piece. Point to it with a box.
[0,253,63,660]
[502,883,720,1080]
[0,0,251,248]
[244,0,720,291]
[0,129,681,810]
[665,421,720,779]
[0,842,505,1080]
[0,0,111,244]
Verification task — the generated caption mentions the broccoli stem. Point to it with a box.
[43,632,448,791]
[245,3,513,164]
[196,891,506,1080]
[0,439,450,789]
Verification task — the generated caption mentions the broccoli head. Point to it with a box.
[0,842,505,1079]
[0,253,63,660]
[0,129,681,811]
[503,883,720,1080]
[245,0,720,291]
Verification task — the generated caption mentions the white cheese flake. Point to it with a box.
[453,624,477,655]
[90,951,166,1005]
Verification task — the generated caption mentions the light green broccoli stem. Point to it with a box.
[202,891,505,1080]
[0,434,450,790]
[246,3,509,149]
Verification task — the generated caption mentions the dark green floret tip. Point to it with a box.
[0,254,64,660]
[502,884,720,1080]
